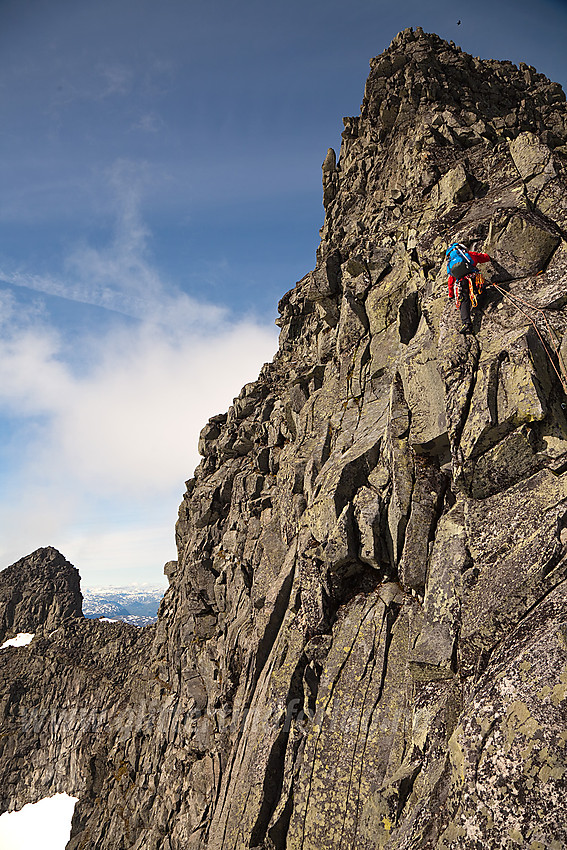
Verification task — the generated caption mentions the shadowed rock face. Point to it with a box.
[2,27,567,850]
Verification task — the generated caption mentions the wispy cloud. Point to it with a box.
[97,63,134,98]
[131,112,165,133]
[1,159,226,328]
[49,62,135,111]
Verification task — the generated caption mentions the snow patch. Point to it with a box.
[1,633,35,649]
[0,793,78,849]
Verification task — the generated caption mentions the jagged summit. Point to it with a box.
[2,33,567,850]
[362,27,566,146]
[316,28,567,271]
[0,547,82,643]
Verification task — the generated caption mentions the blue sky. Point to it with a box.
[0,0,566,589]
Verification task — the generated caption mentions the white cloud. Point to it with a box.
[0,168,279,582]
[62,522,174,588]
[0,307,276,495]
[0,302,277,580]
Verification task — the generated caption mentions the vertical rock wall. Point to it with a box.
[157,28,567,850]
[1,28,567,850]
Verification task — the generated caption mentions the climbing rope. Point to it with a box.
[487,281,567,396]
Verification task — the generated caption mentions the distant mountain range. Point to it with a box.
[82,586,165,627]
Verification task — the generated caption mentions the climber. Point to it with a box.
[445,243,492,333]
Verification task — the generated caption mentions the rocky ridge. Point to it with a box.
[1,28,567,849]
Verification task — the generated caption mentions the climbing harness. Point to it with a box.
[487,282,567,396]
[455,272,486,310]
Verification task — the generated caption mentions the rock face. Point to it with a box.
[0,547,82,643]
[2,28,567,850]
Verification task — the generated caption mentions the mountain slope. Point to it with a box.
[1,28,567,850]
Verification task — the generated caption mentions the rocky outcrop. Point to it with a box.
[2,28,567,850]
[0,547,82,643]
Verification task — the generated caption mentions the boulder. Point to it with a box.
[486,210,560,277]
[431,163,473,209]
[509,131,552,180]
